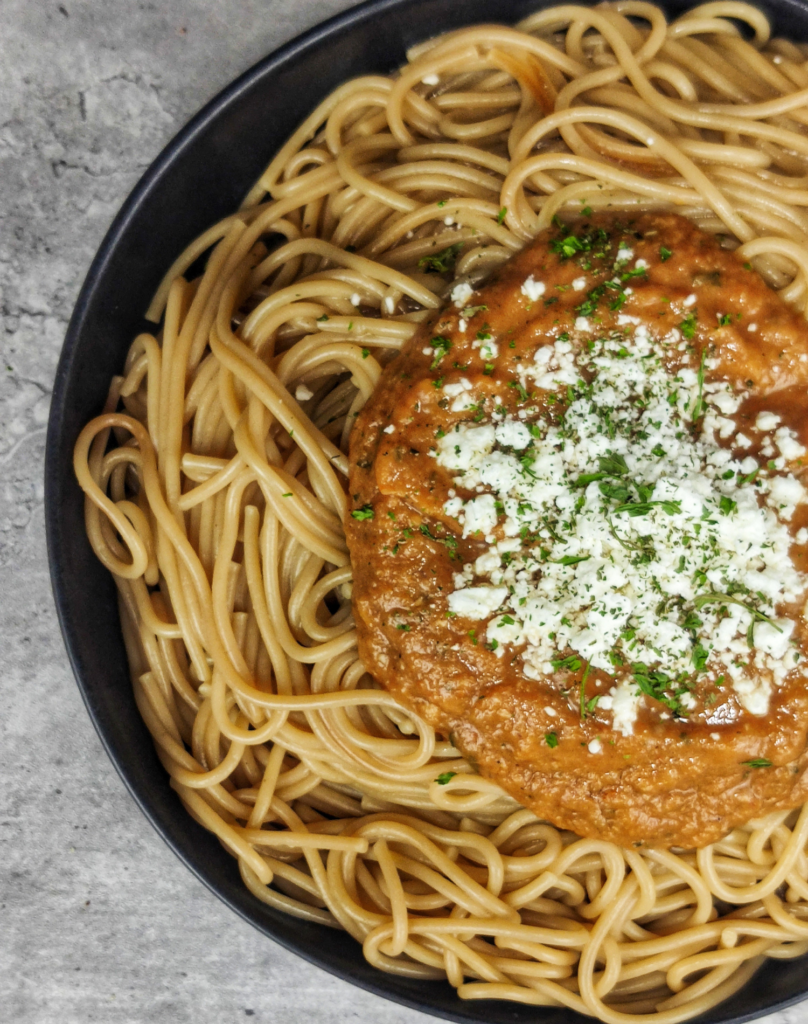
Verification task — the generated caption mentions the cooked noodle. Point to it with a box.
[73,3,808,1019]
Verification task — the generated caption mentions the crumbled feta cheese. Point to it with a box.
[447,586,508,619]
[609,680,641,736]
[521,276,546,302]
[443,496,464,520]
[383,423,395,434]
[683,293,697,308]
[768,475,806,519]
[775,426,806,461]
[295,384,314,402]
[474,549,501,575]
[495,420,532,450]
[443,378,472,399]
[748,322,757,332]
[756,411,781,431]
[383,296,396,314]
[733,673,771,716]
[421,73,439,85]
[351,292,361,306]
[588,738,602,754]
[755,619,795,660]
[574,316,590,332]
[431,318,807,735]
[451,282,474,308]
[572,276,587,291]
[463,494,498,538]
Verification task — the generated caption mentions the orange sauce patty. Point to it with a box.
[346,212,808,849]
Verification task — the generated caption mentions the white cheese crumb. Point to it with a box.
[733,673,771,716]
[494,420,531,449]
[350,292,361,306]
[617,247,633,261]
[521,276,546,301]
[294,384,314,402]
[443,496,464,520]
[572,276,587,291]
[735,433,752,448]
[421,73,439,85]
[683,293,697,308]
[775,426,807,460]
[748,322,758,332]
[756,411,781,431]
[754,619,795,660]
[451,282,474,308]
[769,475,806,519]
[383,296,395,314]
[797,528,808,545]
[447,586,507,619]
[462,494,498,538]
[610,681,640,736]
[574,316,591,332]
[588,738,602,754]
[383,424,395,434]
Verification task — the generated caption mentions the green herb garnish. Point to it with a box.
[418,242,463,273]
[351,505,374,520]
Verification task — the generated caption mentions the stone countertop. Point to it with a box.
[0,1,803,1022]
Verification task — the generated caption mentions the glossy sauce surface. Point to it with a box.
[346,213,808,848]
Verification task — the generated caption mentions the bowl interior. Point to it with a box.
[45,0,808,1021]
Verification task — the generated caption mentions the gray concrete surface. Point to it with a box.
[0,1,804,1022]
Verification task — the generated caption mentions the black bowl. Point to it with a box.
[45,0,808,1020]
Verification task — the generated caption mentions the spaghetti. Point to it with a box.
[74,3,808,1020]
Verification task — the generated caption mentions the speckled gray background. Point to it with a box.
[0,1,804,1022]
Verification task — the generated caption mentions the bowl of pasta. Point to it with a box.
[46,0,808,1021]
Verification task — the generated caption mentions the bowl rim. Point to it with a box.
[44,1,808,1021]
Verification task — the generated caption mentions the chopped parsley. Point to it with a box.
[679,312,697,340]
[429,335,452,369]
[418,242,463,273]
